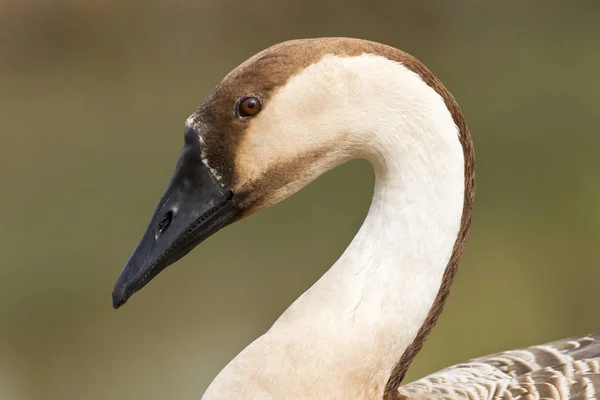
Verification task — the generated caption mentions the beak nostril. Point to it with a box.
[156,211,173,238]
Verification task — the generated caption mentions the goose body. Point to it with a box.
[112,38,600,399]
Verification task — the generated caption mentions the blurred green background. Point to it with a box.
[1,1,600,399]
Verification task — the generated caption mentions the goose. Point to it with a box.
[112,38,600,399]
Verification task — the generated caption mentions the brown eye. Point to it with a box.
[238,96,261,118]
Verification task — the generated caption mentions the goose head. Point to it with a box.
[112,37,465,309]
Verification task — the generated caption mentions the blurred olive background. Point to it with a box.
[1,1,600,399]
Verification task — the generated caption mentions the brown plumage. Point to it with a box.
[397,334,600,399]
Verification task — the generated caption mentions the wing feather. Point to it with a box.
[396,334,600,399]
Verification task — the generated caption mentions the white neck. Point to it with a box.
[203,54,465,399]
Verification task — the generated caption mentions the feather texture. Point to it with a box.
[397,334,600,399]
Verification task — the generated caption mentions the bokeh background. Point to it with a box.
[1,1,600,399]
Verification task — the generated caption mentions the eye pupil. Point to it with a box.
[238,96,261,117]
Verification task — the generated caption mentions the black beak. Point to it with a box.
[112,126,237,309]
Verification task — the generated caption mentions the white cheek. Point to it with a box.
[236,75,351,178]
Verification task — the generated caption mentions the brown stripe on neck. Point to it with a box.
[285,39,475,397]
[375,46,476,400]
